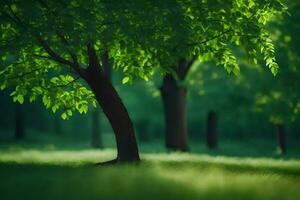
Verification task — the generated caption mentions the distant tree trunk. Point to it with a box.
[15,103,25,140]
[91,109,103,148]
[136,119,149,142]
[276,124,286,155]
[159,58,195,152]
[83,47,139,162]
[160,74,189,151]
[36,112,46,133]
[54,118,62,135]
[206,111,218,149]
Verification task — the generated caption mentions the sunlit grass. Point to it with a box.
[0,147,300,200]
[1,147,299,170]
[1,132,300,200]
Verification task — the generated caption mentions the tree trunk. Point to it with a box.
[160,74,189,151]
[83,48,139,162]
[15,103,25,140]
[54,118,62,135]
[91,109,103,148]
[136,119,149,142]
[90,55,111,149]
[276,124,286,155]
[206,111,218,149]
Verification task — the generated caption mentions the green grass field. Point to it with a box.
[0,132,300,200]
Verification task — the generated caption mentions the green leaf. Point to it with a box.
[16,95,24,104]
[51,104,59,113]
[42,95,51,108]
[92,100,97,108]
[61,112,67,120]
[122,77,130,84]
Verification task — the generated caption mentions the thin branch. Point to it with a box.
[36,34,85,77]
[31,53,52,60]
[187,7,259,48]
[5,67,44,81]
[187,29,233,47]
[176,56,197,80]
[2,1,85,77]
[3,0,23,25]
[51,77,80,88]
[181,56,196,80]
[187,56,197,67]
[37,0,83,73]
[36,35,73,66]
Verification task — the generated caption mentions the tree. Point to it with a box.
[206,110,218,149]
[252,0,300,155]
[0,0,285,162]
[0,0,148,163]
[156,0,285,151]
[15,103,25,139]
[160,62,191,151]
[187,61,255,148]
[54,117,62,135]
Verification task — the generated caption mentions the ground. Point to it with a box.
[0,132,300,200]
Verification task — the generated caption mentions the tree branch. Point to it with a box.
[37,0,80,64]
[2,1,85,78]
[31,53,52,60]
[176,57,197,81]
[1,10,19,25]
[187,8,259,47]
[180,57,197,80]
[187,29,233,47]
[3,0,24,25]
[36,36,73,66]
[50,77,80,88]
[5,67,44,81]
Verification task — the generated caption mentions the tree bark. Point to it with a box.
[206,111,218,149]
[91,109,103,148]
[160,74,189,151]
[159,58,195,151]
[276,124,286,155]
[136,119,149,142]
[83,47,139,162]
[15,103,25,140]
[90,53,111,149]
[54,118,62,135]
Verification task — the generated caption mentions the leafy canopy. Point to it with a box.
[0,0,286,119]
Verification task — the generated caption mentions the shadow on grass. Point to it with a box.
[0,160,300,200]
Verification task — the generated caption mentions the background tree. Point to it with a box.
[251,0,300,154]
[188,61,255,149]
[155,0,285,151]
[15,103,25,140]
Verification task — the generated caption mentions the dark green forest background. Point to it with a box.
[1,57,300,155]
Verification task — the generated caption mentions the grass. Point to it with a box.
[0,132,300,200]
[0,148,300,200]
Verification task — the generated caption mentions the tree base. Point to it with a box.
[96,158,140,166]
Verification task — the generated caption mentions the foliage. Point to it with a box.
[251,0,300,124]
[0,0,286,119]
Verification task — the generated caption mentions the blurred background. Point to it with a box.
[1,57,299,157]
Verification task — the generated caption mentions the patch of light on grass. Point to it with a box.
[0,149,117,166]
